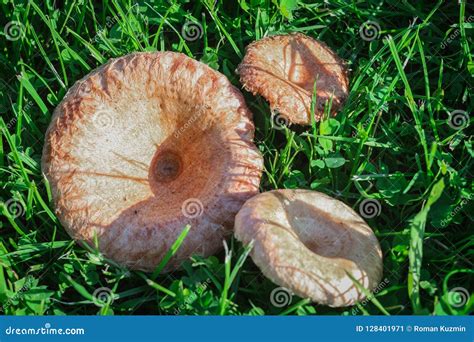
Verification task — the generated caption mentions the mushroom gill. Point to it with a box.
[42,52,263,272]
[237,33,349,125]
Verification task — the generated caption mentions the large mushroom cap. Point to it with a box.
[237,33,349,125]
[234,189,383,307]
[42,52,263,272]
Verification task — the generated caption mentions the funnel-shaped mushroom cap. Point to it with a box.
[238,33,348,125]
[42,52,263,272]
[234,189,383,307]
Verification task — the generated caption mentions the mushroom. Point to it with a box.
[234,189,383,307]
[237,33,349,125]
[42,52,263,272]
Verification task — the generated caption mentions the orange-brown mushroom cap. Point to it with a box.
[237,33,349,125]
[234,189,383,307]
[42,52,263,272]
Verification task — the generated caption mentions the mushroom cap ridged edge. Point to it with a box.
[237,33,349,125]
[234,189,383,307]
[42,51,263,272]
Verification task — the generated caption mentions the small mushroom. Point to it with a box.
[237,33,349,125]
[234,189,383,307]
[42,52,263,272]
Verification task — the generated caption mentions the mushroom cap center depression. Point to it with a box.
[41,52,263,272]
[292,215,349,258]
[152,150,183,183]
[273,193,353,259]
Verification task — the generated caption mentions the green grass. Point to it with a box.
[0,0,472,316]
